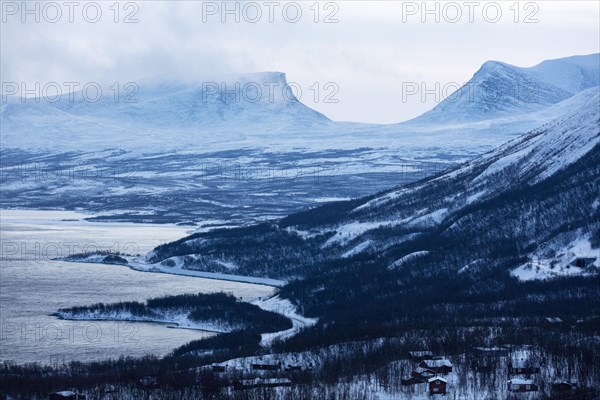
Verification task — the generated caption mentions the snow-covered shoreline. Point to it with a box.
[53,309,235,333]
[56,255,317,346]
[62,255,286,287]
[53,295,317,348]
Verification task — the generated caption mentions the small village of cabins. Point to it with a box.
[206,345,581,397]
[398,345,581,398]
[46,345,585,398]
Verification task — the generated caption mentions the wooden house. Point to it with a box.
[412,366,436,380]
[473,346,509,356]
[509,348,541,375]
[544,317,563,326]
[572,257,596,268]
[428,377,447,395]
[419,359,453,374]
[509,359,541,375]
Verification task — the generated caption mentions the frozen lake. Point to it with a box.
[0,210,274,365]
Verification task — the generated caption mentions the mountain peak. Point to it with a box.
[476,60,514,74]
[406,55,596,126]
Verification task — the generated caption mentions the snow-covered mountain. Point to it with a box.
[0,72,332,151]
[53,71,331,128]
[407,53,599,125]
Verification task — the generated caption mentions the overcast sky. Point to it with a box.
[2,1,599,123]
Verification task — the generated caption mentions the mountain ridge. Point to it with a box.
[2,54,598,153]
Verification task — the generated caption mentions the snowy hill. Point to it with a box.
[61,71,332,128]
[0,72,332,151]
[407,53,599,125]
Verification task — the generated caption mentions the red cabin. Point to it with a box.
[428,377,447,395]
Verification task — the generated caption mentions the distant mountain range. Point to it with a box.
[2,54,598,153]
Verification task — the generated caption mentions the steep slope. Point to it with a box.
[148,92,600,280]
[410,61,571,124]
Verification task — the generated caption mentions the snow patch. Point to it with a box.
[408,208,448,228]
[324,222,389,247]
[342,240,372,258]
[388,251,430,270]
[511,234,599,281]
